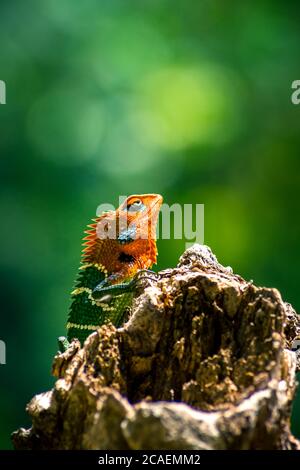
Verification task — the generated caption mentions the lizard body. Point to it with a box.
[64,194,163,346]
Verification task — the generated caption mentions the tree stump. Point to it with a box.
[12,245,300,450]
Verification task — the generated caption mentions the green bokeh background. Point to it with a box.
[0,0,299,449]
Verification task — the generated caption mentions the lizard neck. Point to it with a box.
[67,263,108,344]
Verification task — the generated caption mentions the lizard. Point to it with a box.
[58,194,163,351]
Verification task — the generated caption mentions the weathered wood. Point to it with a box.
[12,245,300,450]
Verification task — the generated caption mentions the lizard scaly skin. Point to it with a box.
[63,194,163,347]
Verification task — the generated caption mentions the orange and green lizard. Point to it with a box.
[58,194,163,351]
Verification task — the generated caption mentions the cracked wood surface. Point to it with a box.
[12,244,300,450]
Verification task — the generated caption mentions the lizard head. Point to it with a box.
[116,193,163,267]
[82,194,163,272]
[119,194,163,233]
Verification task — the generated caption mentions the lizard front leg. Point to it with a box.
[92,270,158,301]
[57,335,70,353]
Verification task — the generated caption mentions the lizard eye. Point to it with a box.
[127,199,145,212]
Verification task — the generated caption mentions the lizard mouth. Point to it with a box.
[142,194,163,222]
[121,194,163,243]
[153,194,163,207]
[145,194,163,212]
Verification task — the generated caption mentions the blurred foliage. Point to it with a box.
[0,0,300,449]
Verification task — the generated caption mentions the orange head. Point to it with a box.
[82,194,163,275]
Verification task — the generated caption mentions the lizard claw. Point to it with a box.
[131,269,160,288]
[58,336,70,353]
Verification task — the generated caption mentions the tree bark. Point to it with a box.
[12,245,300,450]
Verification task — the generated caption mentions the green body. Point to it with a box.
[66,265,133,345]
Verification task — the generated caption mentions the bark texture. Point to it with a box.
[12,245,300,450]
